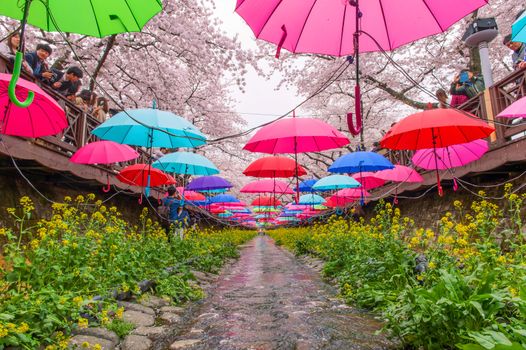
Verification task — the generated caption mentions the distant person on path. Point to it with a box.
[503,34,526,70]
[163,186,190,240]
[450,69,485,107]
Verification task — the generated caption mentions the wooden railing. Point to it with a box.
[0,54,150,172]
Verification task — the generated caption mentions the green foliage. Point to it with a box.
[105,319,135,339]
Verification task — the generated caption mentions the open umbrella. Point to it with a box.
[176,187,205,202]
[298,194,325,205]
[329,151,394,174]
[351,172,385,190]
[117,164,172,188]
[153,152,219,175]
[295,179,318,192]
[312,175,360,191]
[512,11,526,43]
[70,140,138,164]
[412,139,489,170]
[0,73,66,137]
[243,156,306,178]
[186,176,233,192]
[2,0,162,107]
[496,96,526,119]
[374,165,423,204]
[380,109,494,195]
[251,196,282,207]
[240,179,294,194]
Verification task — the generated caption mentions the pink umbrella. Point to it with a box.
[375,165,424,183]
[0,73,67,137]
[176,187,206,202]
[70,141,139,164]
[241,179,295,194]
[334,188,370,200]
[352,172,385,190]
[496,96,526,118]
[412,139,489,170]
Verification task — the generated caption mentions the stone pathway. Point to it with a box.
[168,236,392,350]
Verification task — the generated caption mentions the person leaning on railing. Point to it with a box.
[503,34,526,71]
[0,31,32,74]
[450,69,485,107]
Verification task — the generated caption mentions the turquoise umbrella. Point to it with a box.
[312,175,360,191]
[153,152,219,175]
[92,109,206,148]
[512,12,526,43]
[298,194,325,205]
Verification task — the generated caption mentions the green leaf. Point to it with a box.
[0,313,14,321]
[468,332,496,349]
[486,331,512,346]
[470,301,485,318]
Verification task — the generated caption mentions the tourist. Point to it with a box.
[0,31,33,75]
[435,88,450,108]
[503,34,526,70]
[24,43,54,83]
[91,96,110,123]
[74,89,92,112]
[52,66,83,97]
[162,186,190,240]
[450,69,485,107]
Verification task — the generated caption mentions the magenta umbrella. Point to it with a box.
[0,73,66,137]
[496,96,526,118]
[240,179,295,194]
[352,172,385,190]
[412,139,489,170]
[70,141,139,164]
[375,165,424,204]
[244,114,349,202]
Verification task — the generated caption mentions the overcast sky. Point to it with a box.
[214,1,303,129]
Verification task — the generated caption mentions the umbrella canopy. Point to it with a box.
[252,207,281,213]
[186,176,233,192]
[92,109,206,148]
[298,194,325,205]
[512,11,526,43]
[295,179,318,192]
[251,196,282,207]
[176,187,205,202]
[312,175,360,191]
[240,179,294,194]
[243,156,306,178]
[0,0,162,38]
[243,117,349,154]
[153,151,219,175]
[235,0,486,57]
[496,96,526,119]
[380,109,495,150]
[335,188,371,199]
[324,196,354,208]
[412,139,489,170]
[0,73,66,137]
[351,172,385,190]
[375,165,424,183]
[70,140,138,164]
[329,151,394,174]
[209,194,240,204]
[117,164,171,187]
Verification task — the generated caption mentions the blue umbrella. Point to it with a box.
[208,194,240,203]
[512,11,526,43]
[298,194,325,205]
[328,152,394,174]
[187,176,233,192]
[92,109,206,148]
[312,175,360,191]
[153,152,219,175]
[295,179,318,192]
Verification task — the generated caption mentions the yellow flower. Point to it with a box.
[81,341,90,348]
[16,322,29,333]
[428,261,436,269]
[92,344,102,350]
[78,317,89,329]
[497,255,507,264]
[0,228,6,236]
[64,196,72,202]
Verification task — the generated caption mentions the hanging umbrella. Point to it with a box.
[295,179,318,192]
[240,179,294,194]
[312,175,360,191]
[351,172,385,190]
[153,151,219,175]
[176,187,205,202]
[209,194,240,204]
[244,115,349,201]
[0,73,66,137]
[329,151,394,174]
[324,196,354,208]
[117,164,172,187]
[334,188,371,200]
[252,206,281,213]
[496,96,526,118]
[412,139,489,170]
[2,0,162,108]
[92,109,206,148]
[380,109,494,195]
[186,176,233,192]
[251,196,282,207]
[512,11,526,43]
[374,165,423,204]
[70,140,138,164]
[298,194,325,205]
[243,156,306,178]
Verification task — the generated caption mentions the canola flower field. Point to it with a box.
[269,185,526,350]
[0,194,255,349]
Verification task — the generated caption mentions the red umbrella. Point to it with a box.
[251,196,282,207]
[0,73,66,137]
[117,164,172,187]
[240,179,294,194]
[176,187,205,201]
[380,109,494,195]
[243,156,306,178]
[352,172,385,190]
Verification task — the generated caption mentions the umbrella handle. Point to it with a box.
[393,193,398,205]
[275,25,288,59]
[8,52,35,108]
[145,175,151,197]
[453,178,458,192]
[102,176,111,193]
[438,183,444,197]
[138,194,143,205]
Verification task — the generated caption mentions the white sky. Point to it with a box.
[214,1,303,129]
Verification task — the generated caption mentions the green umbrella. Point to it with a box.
[1,0,162,107]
